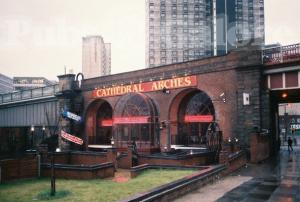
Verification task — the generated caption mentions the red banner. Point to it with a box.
[113,116,150,124]
[101,119,113,127]
[184,115,214,123]
[92,75,197,98]
[61,131,84,145]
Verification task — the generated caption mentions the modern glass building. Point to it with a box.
[82,36,111,79]
[146,0,265,68]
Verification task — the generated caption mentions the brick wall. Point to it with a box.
[44,152,108,165]
[236,66,262,146]
[219,150,247,176]
[138,153,215,167]
[250,133,270,163]
[81,46,263,151]
[41,163,114,180]
[0,155,37,182]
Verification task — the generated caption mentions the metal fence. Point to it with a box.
[262,43,300,65]
[0,84,59,104]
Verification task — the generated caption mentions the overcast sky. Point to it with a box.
[0,0,299,80]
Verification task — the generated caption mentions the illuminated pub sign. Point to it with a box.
[92,75,197,98]
[100,116,150,126]
[184,115,214,123]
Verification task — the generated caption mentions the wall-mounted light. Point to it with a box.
[30,125,35,149]
[219,92,226,103]
[162,87,170,94]
[282,92,288,98]
[160,121,167,130]
[111,137,115,145]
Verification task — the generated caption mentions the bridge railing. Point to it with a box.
[262,43,300,65]
[0,84,59,104]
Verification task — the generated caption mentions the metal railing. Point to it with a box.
[0,84,59,104]
[262,43,300,65]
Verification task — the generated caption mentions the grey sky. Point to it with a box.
[0,0,299,80]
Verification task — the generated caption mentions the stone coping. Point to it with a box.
[130,164,208,172]
[41,161,113,171]
[120,164,226,202]
[44,150,108,156]
[138,150,214,160]
[228,150,245,162]
[116,152,128,160]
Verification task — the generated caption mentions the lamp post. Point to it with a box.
[42,126,46,141]
[30,125,35,150]
[111,137,115,146]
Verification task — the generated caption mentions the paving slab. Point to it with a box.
[175,146,300,202]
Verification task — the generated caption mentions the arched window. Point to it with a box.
[176,91,215,146]
[114,93,159,149]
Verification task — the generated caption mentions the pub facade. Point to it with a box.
[76,45,268,153]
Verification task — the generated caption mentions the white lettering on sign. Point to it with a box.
[63,111,82,122]
[61,131,83,145]
[290,124,300,130]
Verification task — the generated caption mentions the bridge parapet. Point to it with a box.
[0,84,59,105]
[263,43,300,65]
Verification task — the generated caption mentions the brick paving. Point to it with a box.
[175,146,300,202]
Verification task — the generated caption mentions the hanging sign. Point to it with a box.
[184,115,214,123]
[113,116,150,124]
[92,75,197,98]
[61,130,83,145]
[62,111,82,122]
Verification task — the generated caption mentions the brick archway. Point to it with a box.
[84,99,113,148]
[169,88,215,146]
[113,93,160,152]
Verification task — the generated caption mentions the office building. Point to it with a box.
[0,74,13,94]
[146,0,265,68]
[82,36,111,79]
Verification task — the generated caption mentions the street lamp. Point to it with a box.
[111,137,115,146]
[30,125,35,149]
[42,126,46,141]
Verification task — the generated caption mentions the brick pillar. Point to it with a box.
[219,150,229,165]
[56,74,77,151]
[127,147,133,168]
[107,148,117,170]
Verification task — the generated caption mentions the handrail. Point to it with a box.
[0,84,59,104]
[262,43,300,65]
